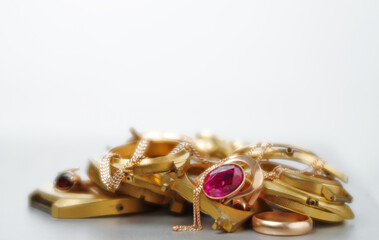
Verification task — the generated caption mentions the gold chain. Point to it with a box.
[263,158,326,180]
[173,143,271,231]
[245,143,327,180]
[100,139,149,192]
[169,139,216,165]
[248,143,273,162]
[172,158,227,231]
[263,165,305,180]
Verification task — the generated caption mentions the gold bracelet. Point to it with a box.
[233,143,348,182]
[252,211,313,236]
[233,143,353,222]
[94,135,263,232]
[29,129,355,235]
[262,194,347,222]
[262,180,354,221]
[260,162,352,203]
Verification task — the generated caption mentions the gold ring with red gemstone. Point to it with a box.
[200,155,264,210]
[54,168,82,192]
[29,129,354,235]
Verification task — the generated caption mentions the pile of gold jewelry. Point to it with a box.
[30,130,354,236]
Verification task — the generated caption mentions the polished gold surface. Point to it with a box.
[233,143,348,182]
[96,135,262,232]
[261,162,352,203]
[232,142,353,223]
[257,160,354,222]
[171,154,265,231]
[207,155,264,207]
[170,169,255,232]
[29,130,354,234]
[262,194,346,222]
[54,168,82,192]
[252,211,313,236]
[90,153,257,232]
[30,184,154,218]
[261,180,354,221]
[88,160,175,206]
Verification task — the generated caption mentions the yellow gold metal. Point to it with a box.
[201,155,264,206]
[90,138,261,232]
[262,194,346,222]
[141,130,240,160]
[169,167,256,232]
[261,162,352,203]
[30,184,154,218]
[94,158,257,232]
[54,168,82,192]
[232,143,353,222]
[262,178,354,220]
[30,130,355,233]
[172,146,268,232]
[202,164,246,200]
[88,159,181,208]
[193,132,234,159]
[233,143,348,182]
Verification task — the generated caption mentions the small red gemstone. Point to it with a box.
[55,172,74,190]
[203,164,244,198]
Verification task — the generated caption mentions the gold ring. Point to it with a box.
[54,168,81,192]
[252,211,313,236]
[200,155,264,207]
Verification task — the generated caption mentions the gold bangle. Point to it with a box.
[260,162,352,203]
[88,159,176,206]
[233,143,348,182]
[252,211,313,236]
[94,137,260,232]
[261,194,347,222]
[262,180,354,221]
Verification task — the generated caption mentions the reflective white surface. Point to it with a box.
[0,0,378,239]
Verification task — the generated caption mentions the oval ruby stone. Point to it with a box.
[203,164,244,198]
[55,172,74,190]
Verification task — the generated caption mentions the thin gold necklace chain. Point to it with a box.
[100,138,202,192]
[263,160,325,180]
[171,142,327,231]
[172,158,228,231]
[169,138,216,165]
[172,143,271,232]
[100,139,150,192]
[247,143,327,180]
[100,137,202,192]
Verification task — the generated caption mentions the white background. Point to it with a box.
[0,1,378,239]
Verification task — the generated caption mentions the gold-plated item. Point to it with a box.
[29,129,354,235]
[252,211,313,236]
[94,136,192,207]
[261,180,354,222]
[54,168,81,192]
[233,143,354,222]
[100,139,150,192]
[172,142,274,232]
[169,164,264,232]
[91,137,261,232]
[172,154,264,231]
[233,143,348,182]
[88,158,190,213]
[30,183,154,218]
[260,162,352,203]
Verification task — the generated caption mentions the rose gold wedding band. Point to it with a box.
[252,211,313,236]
